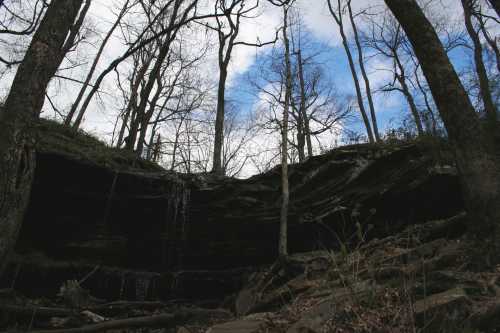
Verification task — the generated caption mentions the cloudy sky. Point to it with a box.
[16,0,461,137]
[0,0,478,157]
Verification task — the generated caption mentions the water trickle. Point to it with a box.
[119,273,125,300]
[161,176,191,268]
[135,276,150,301]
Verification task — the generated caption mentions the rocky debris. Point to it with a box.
[201,214,500,332]
[207,318,266,333]
[286,298,336,333]
[413,288,470,331]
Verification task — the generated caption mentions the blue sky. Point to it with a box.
[225,22,476,139]
[226,42,418,136]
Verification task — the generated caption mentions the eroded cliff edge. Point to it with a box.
[0,120,463,306]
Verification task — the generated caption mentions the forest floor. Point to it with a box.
[2,213,500,332]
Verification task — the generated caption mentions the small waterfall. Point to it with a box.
[135,275,151,301]
[161,176,190,268]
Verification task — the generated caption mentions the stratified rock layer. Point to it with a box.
[3,124,464,302]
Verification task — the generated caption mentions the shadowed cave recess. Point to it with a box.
[1,128,464,306]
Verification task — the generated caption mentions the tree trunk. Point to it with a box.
[291,98,306,162]
[384,0,500,264]
[0,0,85,276]
[461,0,497,129]
[279,5,292,258]
[136,76,163,157]
[65,0,128,126]
[126,1,185,156]
[296,50,313,158]
[327,0,374,143]
[117,53,155,148]
[398,77,425,136]
[212,68,228,175]
[414,65,438,134]
[394,54,424,136]
[171,116,185,170]
[347,0,380,142]
[126,36,176,153]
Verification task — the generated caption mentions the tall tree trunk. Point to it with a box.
[394,54,424,135]
[291,99,306,162]
[414,65,438,134]
[117,53,155,148]
[117,105,133,148]
[65,0,128,126]
[279,5,292,258]
[126,0,183,155]
[384,0,500,264]
[0,0,85,276]
[461,0,498,129]
[171,116,185,171]
[296,50,313,158]
[347,0,380,142]
[327,0,374,143]
[212,68,228,175]
[126,39,177,153]
[136,75,163,157]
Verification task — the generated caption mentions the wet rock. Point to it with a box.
[16,142,463,275]
[176,327,192,333]
[413,288,470,331]
[235,288,259,317]
[287,298,335,333]
[207,318,266,333]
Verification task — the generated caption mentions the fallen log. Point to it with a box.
[19,312,187,333]
[0,303,74,317]
[87,300,166,315]
[0,300,166,319]
[19,308,232,333]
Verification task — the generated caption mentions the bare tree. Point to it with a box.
[0,0,48,67]
[474,5,500,73]
[280,0,293,257]
[346,0,380,141]
[251,28,351,162]
[327,0,375,143]
[0,0,87,276]
[70,0,220,130]
[116,42,158,148]
[64,0,131,126]
[461,0,497,130]
[294,48,311,160]
[208,0,278,175]
[366,13,424,135]
[384,0,500,263]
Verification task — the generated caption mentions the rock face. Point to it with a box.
[1,122,464,302]
[206,214,500,333]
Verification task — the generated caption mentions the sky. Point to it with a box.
[48,0,464,136]
[223,0,465,134]
[0,0,491,176]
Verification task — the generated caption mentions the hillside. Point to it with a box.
[2,121,498,332]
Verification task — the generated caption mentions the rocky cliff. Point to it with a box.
[0,121,462,301]
[2,120,485,332]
